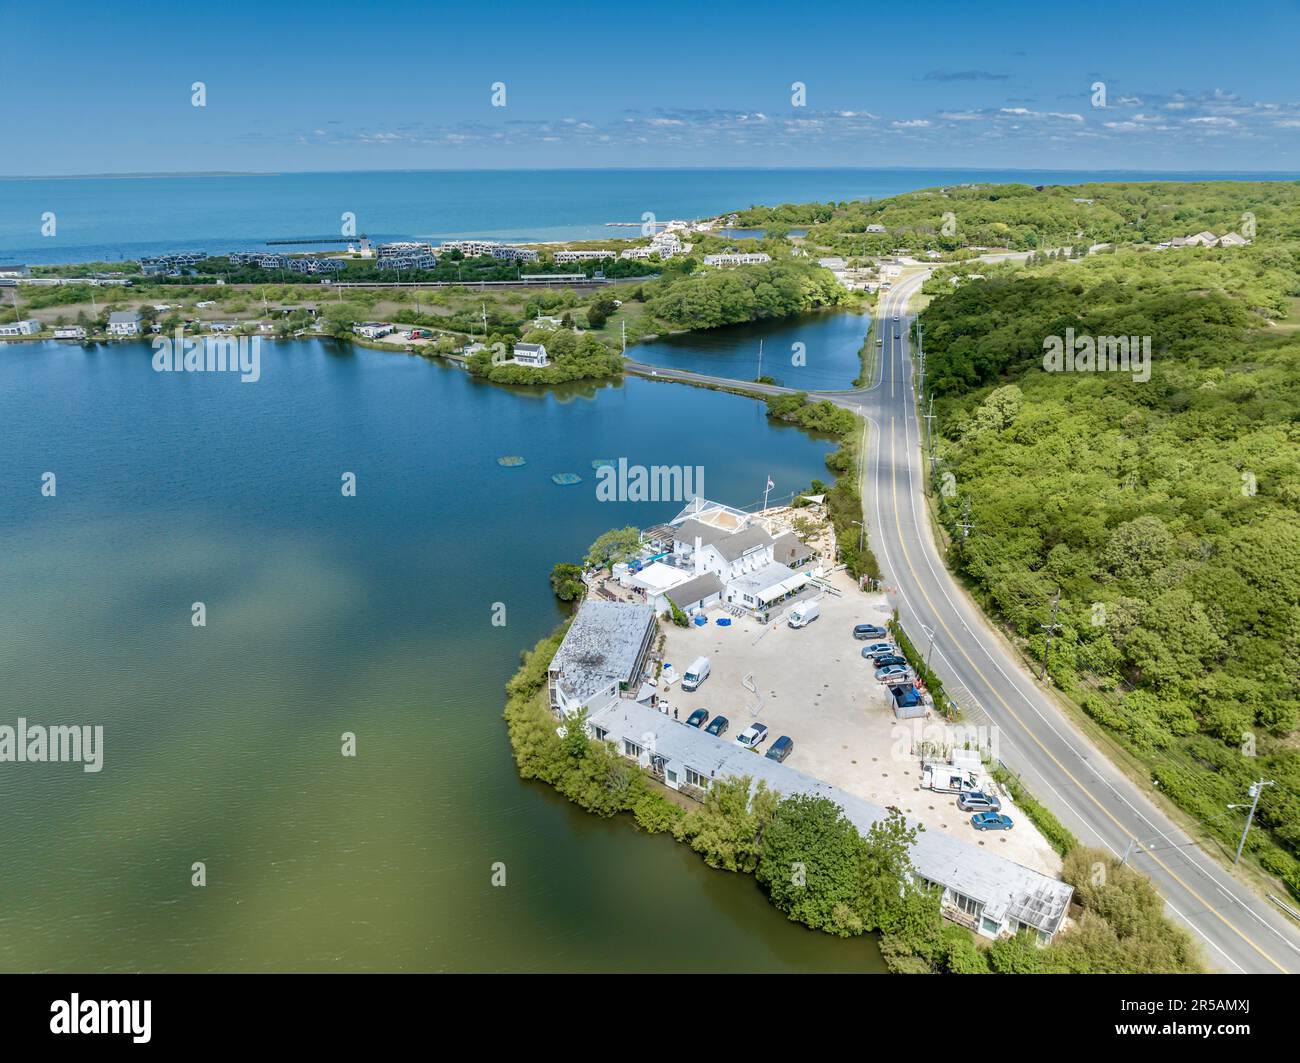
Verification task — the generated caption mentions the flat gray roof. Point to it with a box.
[549,600,654,703]
[589,699,1072,936]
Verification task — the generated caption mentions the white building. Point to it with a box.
[509,342,549,367]
[587,697,1074,942]
[554,249,617,263]
[547,601,656,719]
[53,326,87,339]
[353,322,394,339]
[703,253,772,267]
[107,312,141,336]
[665,498,811,618]
[0,319,42,336]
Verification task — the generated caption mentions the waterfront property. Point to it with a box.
[546,601,657,719]
[509,342,549,367]
[353,322,395,339]
[0,319,43,336]
[586,696,1074,943]
[106,311,141,336]
[53,326,87,340]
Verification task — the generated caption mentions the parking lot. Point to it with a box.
[659,569,1061,876]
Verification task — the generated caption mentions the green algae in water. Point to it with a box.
[497,456,526,467]
[551,473,582,485]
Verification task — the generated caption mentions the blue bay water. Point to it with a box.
[0,339,881,972]
[3,167,1296,265]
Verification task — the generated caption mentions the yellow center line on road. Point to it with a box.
[885,414,1286,974]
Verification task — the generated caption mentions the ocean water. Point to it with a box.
[2,167,1294,266]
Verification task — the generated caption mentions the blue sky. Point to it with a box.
[4,0,1299,174]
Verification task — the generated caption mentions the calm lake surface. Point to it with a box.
[0,338,884,972]
[634,310,869,390]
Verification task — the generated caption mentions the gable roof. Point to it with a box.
[772,531,813,567]
[714,525,775,561]
[665,572,724,609]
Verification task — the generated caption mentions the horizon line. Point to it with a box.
[4,165,1299,182]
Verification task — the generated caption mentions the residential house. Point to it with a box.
[510,342,549,367]
[0,319,42,336]
[53,325,87,339]
[107,312,141,336]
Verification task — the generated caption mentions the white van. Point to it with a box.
[788,601,820,628]
[681,657,711,692]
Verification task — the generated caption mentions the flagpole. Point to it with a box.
[763,473,772,512]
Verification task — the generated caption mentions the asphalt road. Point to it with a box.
[850,273,1300,974]
[626,271,1300,972]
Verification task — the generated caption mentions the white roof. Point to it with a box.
[631,561,691,594]
[590,699,1073,936]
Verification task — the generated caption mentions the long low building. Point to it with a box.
[587,697,1074,943]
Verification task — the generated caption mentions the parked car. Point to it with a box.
[875,665,910,682]
[853,624,888,640]
[737,723,769,748]
[970,812,1014,831]
[958,791,1002,813]
[685,708,709,729]
[861,642,893,658]
[766,735,794,762]
[705,715,729,737]
[873,654,908,668]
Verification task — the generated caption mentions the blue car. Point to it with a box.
[766,735,794,762]
[705,715,729,737]
[685,709,709,729]
[970,812,1014,831]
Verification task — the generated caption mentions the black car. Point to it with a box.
[873,654,908,668]
[685,708,709,729]
[766,736,794,762]
[853,623,888,640]
[705,715,729,737]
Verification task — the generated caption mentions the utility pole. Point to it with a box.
[921,623,936,675]
[956,497,975,541]
[1233,780,1275,865]
[1039,589,1062,680]
[923,395,936,462]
